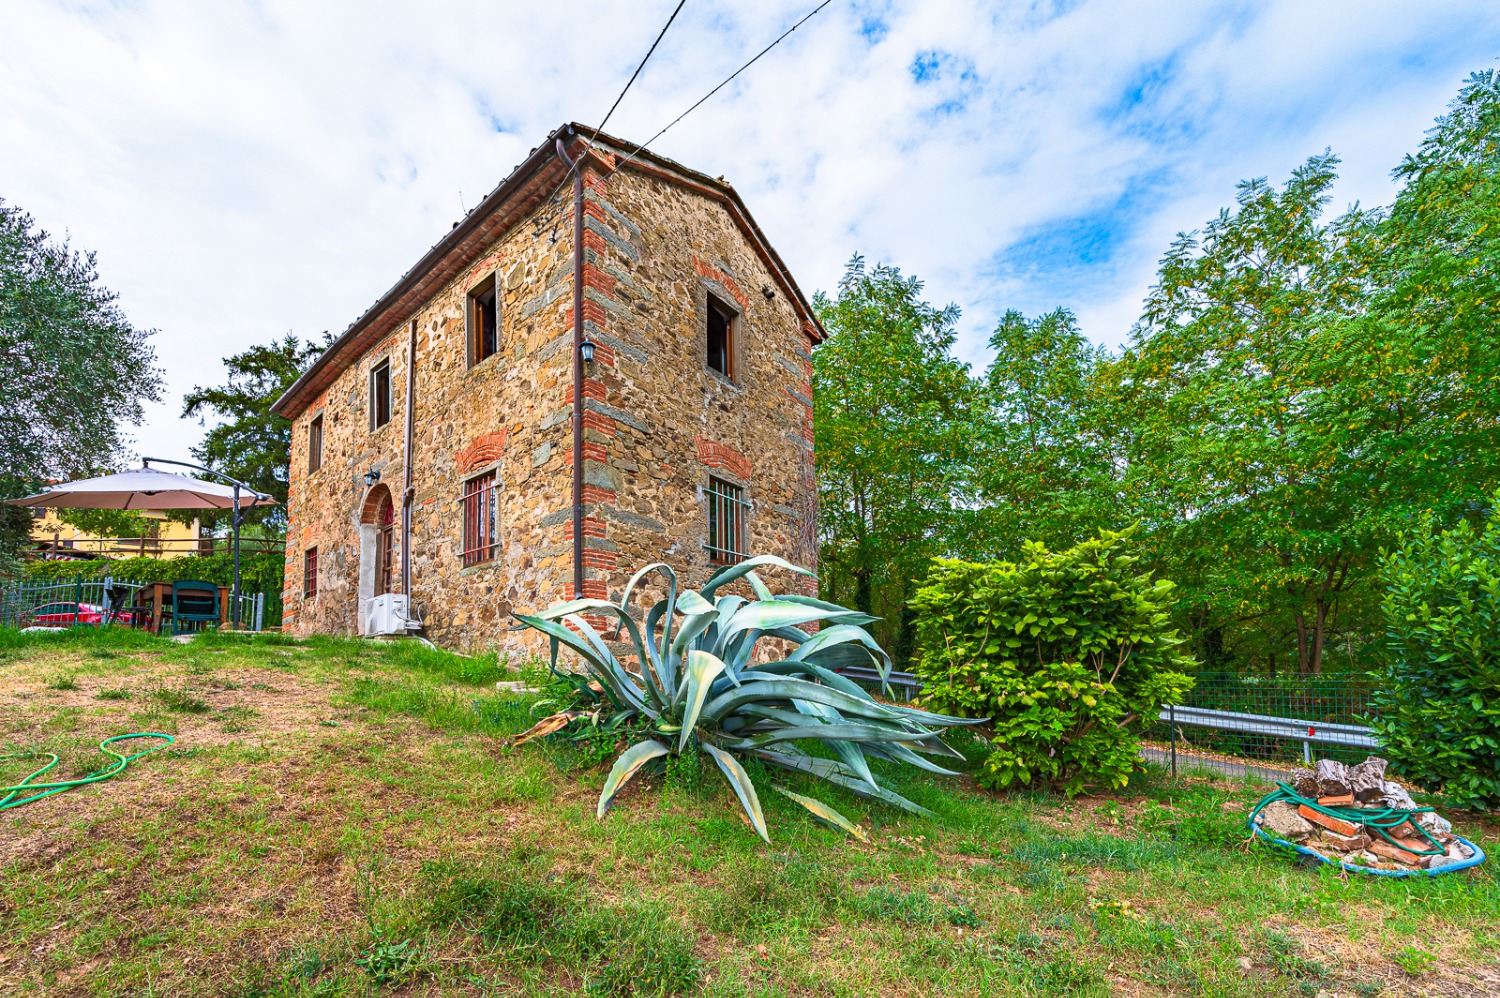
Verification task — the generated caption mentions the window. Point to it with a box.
[308,414,323,473]
[706,477,748,564]
[370,358,392,429]
[30,506,46,519]
[706,294,736,379]
[461,471,499,567]
[304,547,318,600]
[468,275,499,366]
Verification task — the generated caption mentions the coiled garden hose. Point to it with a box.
[0,733,174,811]
[1247,781,1486,877]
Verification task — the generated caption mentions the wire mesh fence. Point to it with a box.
[1144,672,1380,780]
[0,576,268,632]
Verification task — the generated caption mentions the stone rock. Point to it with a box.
[1258,800,1314,840]
[1313,759,1351,797]
[1427,839,1477,871]
[1348,756,1388,801]
[1379,783,1419,811]
[1417,810,1453,837]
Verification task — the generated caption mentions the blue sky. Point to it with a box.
[3,0,1499,461]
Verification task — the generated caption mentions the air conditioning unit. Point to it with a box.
[365,593,421,637]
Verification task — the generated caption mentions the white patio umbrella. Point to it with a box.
[8,467,276,511]
[7,461,277,627]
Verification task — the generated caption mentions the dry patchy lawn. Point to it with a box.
[0,627,1496,997]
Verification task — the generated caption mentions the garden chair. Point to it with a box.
[168,580,220,635]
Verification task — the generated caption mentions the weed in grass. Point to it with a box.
[354,934,420,986]
[152,686,211,714]
[87,647,121,660]
[848,886,940,926]
[1391,945,1436,976]
[706,854,838,939]
[219,705,260,733]
[46,673,79,691]
[96,687,132,700]
[1264,929,1327,989]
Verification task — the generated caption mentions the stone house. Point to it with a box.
[271,124,822,653]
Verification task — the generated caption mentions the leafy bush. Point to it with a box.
[1372,509,1500,808]
[514,555,981,841]
[909,528,1195,795]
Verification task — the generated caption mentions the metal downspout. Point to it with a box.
[401,318,417,597]
[556,133,585,598]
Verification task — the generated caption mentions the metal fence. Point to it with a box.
[0,576,267,632]
[1144,672,1379,780]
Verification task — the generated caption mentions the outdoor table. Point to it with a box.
[135,581,229,634]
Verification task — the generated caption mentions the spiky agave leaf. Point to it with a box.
[701,742,769,842]
[513,613,649,715]
[676,650,725,753]
[598,739,670,818]
[753,748,936,817]
[773,785,869,842]
[700,555,813,601]
[700,679,905,725]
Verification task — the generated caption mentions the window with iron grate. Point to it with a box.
[303,547,318,600]
[461,471,499,567]
[706,477,749,564]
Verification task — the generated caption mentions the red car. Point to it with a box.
[26,602,131,627]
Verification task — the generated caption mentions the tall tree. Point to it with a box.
[812,256,976,661]
[181,333,327,531]
[0,200,163,495]
[0,199,163,568]
[975,307,1121,558]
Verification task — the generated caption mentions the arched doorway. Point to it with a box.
[357,483,395,633]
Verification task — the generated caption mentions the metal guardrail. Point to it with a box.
[1160,703,1378,775]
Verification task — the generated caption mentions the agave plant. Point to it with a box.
[513,556,980,841]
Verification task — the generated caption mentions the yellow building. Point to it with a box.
[28,508,205,560]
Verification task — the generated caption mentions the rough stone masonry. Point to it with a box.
[271,125,823,655]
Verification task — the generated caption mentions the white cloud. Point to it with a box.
[3,0,1498,458]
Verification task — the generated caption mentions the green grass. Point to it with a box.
[0,625,1495,996]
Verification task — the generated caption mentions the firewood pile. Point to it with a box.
[1250,757,1477,873]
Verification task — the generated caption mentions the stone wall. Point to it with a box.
[281,140,817,655]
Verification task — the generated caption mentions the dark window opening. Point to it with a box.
[706,294,735,379]
[471,277,499,366]
[706,477,748,564]
[304,547,319,600]
[30,506,46,519]
[461,471,499,567]
[308,415,323,473]
[370,359,392,429]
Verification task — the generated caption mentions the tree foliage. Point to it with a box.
[181,332,326,530]
[812,256,976,660]
[0,199,163,571]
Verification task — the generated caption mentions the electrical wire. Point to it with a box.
[605,0,834,179]
[598,0,689,132]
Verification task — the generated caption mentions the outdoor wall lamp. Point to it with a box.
[363,469,381,488]
[579,336,597,375]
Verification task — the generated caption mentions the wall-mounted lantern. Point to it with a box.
[363,469,382,488]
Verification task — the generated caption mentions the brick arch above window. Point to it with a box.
[455,429,509,474]
[360,483,395,525]
[696,437,752,481]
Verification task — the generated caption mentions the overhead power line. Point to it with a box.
[598,0,689,132]
[608,0,835,178]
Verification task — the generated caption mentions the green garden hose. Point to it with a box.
[0,733,174,811]
[1248,781,1446,856]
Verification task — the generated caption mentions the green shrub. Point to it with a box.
[910,528,1195,795]
[1372,509,1500,808]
